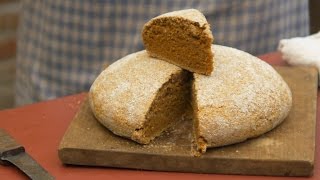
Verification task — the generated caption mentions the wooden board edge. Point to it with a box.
[58,147,314,177]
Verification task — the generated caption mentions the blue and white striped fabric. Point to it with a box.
[16,0,309,105]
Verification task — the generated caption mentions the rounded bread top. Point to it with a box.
[194,45,292,147]
[144,9,213,38]
[155,9,208,27]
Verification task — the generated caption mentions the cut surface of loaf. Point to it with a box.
[192,45,292,154]
[89,50,191,144]
[142,9,214,75]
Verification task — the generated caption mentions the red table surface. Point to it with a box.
[0,52,318,180]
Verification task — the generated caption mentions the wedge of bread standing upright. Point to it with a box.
[142,9,214,75]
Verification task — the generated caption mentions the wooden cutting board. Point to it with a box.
[58,66,318,177]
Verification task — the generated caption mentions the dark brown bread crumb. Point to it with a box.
[132,70,192,144]
[142,9,214,75]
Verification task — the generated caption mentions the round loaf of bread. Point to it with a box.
[193,45,292,153]
[89,45,292,153]
[89,50,191,144]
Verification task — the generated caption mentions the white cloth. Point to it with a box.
[278,32,320,85]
